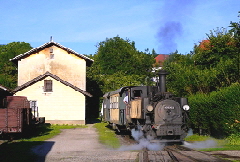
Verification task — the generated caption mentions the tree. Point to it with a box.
[0,42,32,89]
[163,24,240,96]
[86,36,155,118]
[88,36,155,93]
[92,36,154,76]
[193,28,238,69]
[229,11,240,83]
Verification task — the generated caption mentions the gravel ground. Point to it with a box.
[32,124,139,162]
[31,124,240,162]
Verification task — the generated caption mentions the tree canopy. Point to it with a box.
[0,42,32,89]
[87,36,155,93]
[163,25,239,96]
[92,36,155,76]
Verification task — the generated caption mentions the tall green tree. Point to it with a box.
[0,42,32,89]
[164,25,239,96]
[92,36,154,76]
[86,36,155,118]
[88,36,155,93]
[229,11,240,82]
[193,28,238,69]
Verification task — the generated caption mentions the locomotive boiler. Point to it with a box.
[102,69,190,142]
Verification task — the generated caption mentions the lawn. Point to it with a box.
[94,122,121,148]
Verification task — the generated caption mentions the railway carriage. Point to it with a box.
[0,96,44,138]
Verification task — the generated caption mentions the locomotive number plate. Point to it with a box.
[164,106,175,109]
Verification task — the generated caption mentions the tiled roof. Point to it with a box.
[13,72,92,97]
[155,54,169,63]
[10,41,94,66]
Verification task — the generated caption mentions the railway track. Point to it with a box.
[139,145,231,162]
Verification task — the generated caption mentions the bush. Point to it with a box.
[188,83,240,137]
[226,133,240,145]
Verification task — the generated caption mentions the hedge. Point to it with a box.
[188,83,240,137]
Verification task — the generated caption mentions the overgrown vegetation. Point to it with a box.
[94,122,120,148]
[0,124,87,162]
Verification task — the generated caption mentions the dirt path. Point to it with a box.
[32,124,138,162]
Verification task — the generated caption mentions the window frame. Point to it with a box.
[44,80,53,92]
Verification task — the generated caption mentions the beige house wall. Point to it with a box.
[15,76,86,125]
[18,45,86,90]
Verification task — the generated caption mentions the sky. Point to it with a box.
[0,0,240,55]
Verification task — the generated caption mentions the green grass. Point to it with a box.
[184,134,213,142]
[0,124,87,162]
[184,134,240,151]
[94,122,121,149]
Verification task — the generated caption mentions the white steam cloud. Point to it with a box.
[184,140,217,149]
[117,129,165,151]
[184,129,218,149]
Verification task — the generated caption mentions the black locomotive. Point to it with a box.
[102,70,190,142]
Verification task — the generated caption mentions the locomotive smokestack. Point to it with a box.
[157,69,169,92]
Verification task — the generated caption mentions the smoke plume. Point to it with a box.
[156,0,196,54]
[157,21,183,54]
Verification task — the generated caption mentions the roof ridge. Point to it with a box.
[10,41,94,63]
[13,72,92,97]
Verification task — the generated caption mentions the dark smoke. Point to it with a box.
[156,0,196,54]
[157,21,183,54]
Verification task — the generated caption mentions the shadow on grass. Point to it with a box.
[104,123,132,138]
[0,140,55,162]
[86,118,102,124]
[0,124,56,162]
[24,123,53,139]
[0,123,53,141]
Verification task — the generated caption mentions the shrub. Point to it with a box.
[226,133,240,145]
[188,83,240,137]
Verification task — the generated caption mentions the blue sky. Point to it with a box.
[0,0,239,55]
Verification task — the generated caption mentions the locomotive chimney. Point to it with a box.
[157,69,169,92]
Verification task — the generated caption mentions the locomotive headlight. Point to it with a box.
[146,105,154,112]
[183,105,190,111]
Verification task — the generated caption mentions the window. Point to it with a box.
[110,96,119,109]
[50,48,53,53]
[44,80,52,92]
[50,54,54,59]
[49,48,54,59]
[133,90,142,98]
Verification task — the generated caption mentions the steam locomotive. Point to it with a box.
[102,70,190,142]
